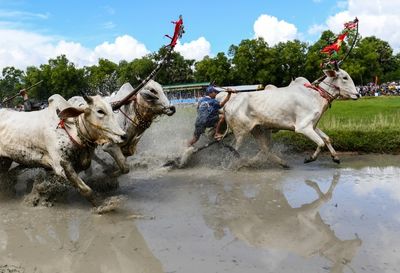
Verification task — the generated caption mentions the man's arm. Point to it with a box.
[219,88,236,108]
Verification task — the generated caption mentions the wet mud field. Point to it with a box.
[1,109,400,273]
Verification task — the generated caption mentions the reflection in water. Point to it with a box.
[202,173,361,273]
[0,209,163,273]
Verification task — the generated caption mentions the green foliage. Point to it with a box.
[117,57,155,87]
[194,53,232,85]
[270,40,308,86]
[0,67,25,101]
[346,36,396,84]
[304,30,336,80]
[275,129,400,154]
[2,26,400,105]
[229,38,272,85]
[24,55,87,101]
[85,58,118,95]
[153,48,195,85]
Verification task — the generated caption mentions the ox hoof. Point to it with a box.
[279,161,290,169]
[87,192,102,207]
[162,158,181,169]
[103,167,126,177]
[304,156,315,164]
[110,170,123,177]
[121,167,130,174]
[332,156,341,164]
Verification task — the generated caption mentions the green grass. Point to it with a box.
[275,96,400,153]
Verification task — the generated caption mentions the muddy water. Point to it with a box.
[1,107,400,273]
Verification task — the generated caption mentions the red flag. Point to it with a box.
[165,15,184,48]
[344,18,358,30]
[321,32,348,54]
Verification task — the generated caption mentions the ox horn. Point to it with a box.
[333,61,340,71]
[80,90,93,104]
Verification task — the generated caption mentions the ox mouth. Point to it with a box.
[350,94,360,100]
[101,133,126,144]
[112,135,126,144]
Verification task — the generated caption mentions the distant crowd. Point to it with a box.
[357,81,400,96]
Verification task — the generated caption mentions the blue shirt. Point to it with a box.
[196,96,221,125]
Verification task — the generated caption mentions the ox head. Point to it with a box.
[136,80,176,116]
[61,95,126,145]
[323,68,360,100]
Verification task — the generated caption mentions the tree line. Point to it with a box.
[1,30,399,105]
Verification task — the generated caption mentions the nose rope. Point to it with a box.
[75,116,97,148]
[322,78,341,97]
[118,101,153,130]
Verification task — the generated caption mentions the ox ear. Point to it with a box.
[58,107,85,119]
[323,69,337,78]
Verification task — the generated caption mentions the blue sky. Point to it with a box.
[0,0,399,71]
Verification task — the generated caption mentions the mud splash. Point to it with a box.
[1,105,400,273]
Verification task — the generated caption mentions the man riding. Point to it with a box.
[188,84,235,146]
[19,89,42,111]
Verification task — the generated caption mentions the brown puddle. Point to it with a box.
[1,154,400,273]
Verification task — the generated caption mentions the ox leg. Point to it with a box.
[103,143,129,176]
[226,129,247,170]
[296,126,325,163]
[233,130,246,152]
[315,128,340,164]
[303,173,339,210]
[251,127,289,168]
[60,160,97,206]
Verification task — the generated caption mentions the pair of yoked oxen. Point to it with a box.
[0,68,359,206]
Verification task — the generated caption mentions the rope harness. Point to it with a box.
[304,79,340,107]
[57,119,85,148]
[57,112,116,148]
[118,99,153,131]
[75,116,97,148]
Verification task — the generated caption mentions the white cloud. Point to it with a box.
[94,35,149,63]
[310,0,400,52]
[0,9,49,20]
[0,26,210,71]
[352,167,400,201]
[0,29,151,71]
[53,40,95,67]
[253,14,298,46]
[308,24,326,36]
[174,37,211,61]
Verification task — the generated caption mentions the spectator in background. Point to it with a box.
[19,89,41,111]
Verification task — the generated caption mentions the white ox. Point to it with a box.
[69,80,175,174]
[0,94,126,205]
[218,69,359,167]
